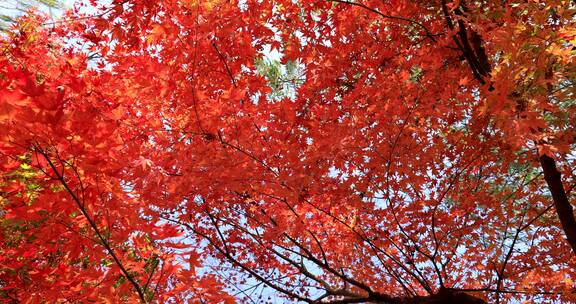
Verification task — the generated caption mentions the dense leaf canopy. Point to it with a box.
[1,0,576,303]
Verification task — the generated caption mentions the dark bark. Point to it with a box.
[441,0,576,255]
[539,154,576,254]
[398,288,486,304]
[324,288,486,304]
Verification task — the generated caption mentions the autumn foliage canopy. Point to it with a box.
[1,0,576,303]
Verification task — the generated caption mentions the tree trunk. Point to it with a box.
[540,154,576,254]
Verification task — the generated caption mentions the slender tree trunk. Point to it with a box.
[442,0,576,255]
[539,154,576,254]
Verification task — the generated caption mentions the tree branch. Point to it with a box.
[35,146,148,303]
[540,154,576,254]
[329,0,438,42]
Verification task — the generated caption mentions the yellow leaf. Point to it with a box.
[147,24,165,44]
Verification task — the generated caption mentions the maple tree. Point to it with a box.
[1,0,576,303]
